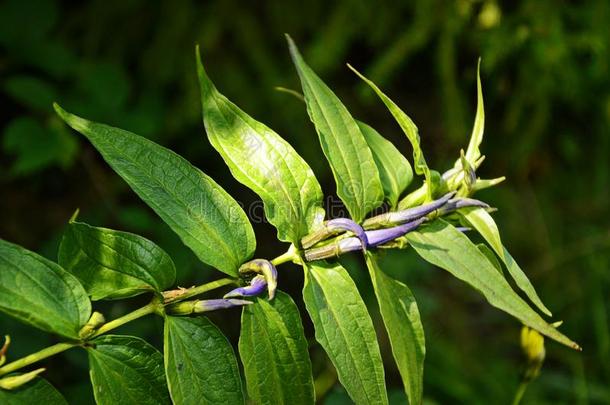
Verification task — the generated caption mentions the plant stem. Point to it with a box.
[511,381,529,405]
[163,278,237,304]
[271,246,299,266]
[0,342,76,377]
[91,302,158,338]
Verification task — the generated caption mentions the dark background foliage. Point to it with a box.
[1,0,608,403]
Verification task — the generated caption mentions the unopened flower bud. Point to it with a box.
[364,192,455,229]
[239,259,278,300]
[224,275,267,299]
[301,218,368,251]
[79,312,106,340]
[0,368,45,390]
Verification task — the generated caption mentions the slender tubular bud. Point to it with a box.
[301,218,368,250]
[239,259,278,300]
[79,311,106,339]
[0,367,45,390]
[473,176,506,192]
[436,197,489,216]
[167,298,252,315]
[0,336,10,367]
[223,275,267,299]
[364,192,455,229]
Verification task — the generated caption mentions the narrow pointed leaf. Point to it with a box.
[58,221,176,300]
[460,207,552,316]
[197,49,325,243]
[358,122,413,208]
[239,291,314,405]
[365,253,424,405]
[87,335,169,405]
[164,316,244,405]
[406,220,579,349]
[348,65,433,200]
[54,104,255,276]
[477,243,503,274]
[0,239,91,339]
[465,59,484,165]
[287,36,383,222]
[0,376,67,405]
[302,261,388,405]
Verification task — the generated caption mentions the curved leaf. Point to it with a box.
[164,316,244,405]
[465,59,484,165]
[358,122,413,208]
[87,335,169,405]
[239,291,314,405]
[287,36,383,222]
[0,239,91,339]
[54,104,255,276]
[302,261,388,405]
[460,207,552,316]
[197,49,325,243]
[366,253,425,405]
[406,219,579,349]
[59,221,176,300]
[0,376,67,405]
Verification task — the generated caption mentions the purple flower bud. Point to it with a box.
[301,218,368,250]
[366,217,427,247]
[223,275,267,299]
[193,299,253,313]
[239,259,278,300]
[363,192,455,229]
[438,197,489,215]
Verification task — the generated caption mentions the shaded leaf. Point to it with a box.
[0,376,67,405]
[164,316,244,405]
[55,104,255,276]
[302,261,388,405]
[365,253,424,405]
[87,335,169,405]
[58,221,176,300]
[406,220,579,349]
[287,36,383,222]
[0,239,91,339]
[197,49,325,243]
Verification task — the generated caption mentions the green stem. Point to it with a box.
[91,302,158,338]
[511,380,529,405]
[163,278,237,304]
[0,342,76,377]
[271,245,299,266]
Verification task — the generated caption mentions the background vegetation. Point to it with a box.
[1,0,608,403]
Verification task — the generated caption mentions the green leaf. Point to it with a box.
[476,243,502,274]
[54,104,255,277]
[348,65,433,201]
[196,48,325,243]
[464,59,484,165]
[365,253,424,405]
[3,75,57,112]
[406,220,579,350]
[239,291,314,405]
[88,335,168,405]
[0,376,67,405]
[0,239,91,339]
[164,316,244,405]
[302,261,388,405]
[460,207,552,316]
[358,121,413,209]
[286,36,383,223]
[58,221,176,300]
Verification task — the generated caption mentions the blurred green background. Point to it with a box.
[1,0,609,403]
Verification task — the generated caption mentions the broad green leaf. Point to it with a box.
[464,59,484,165]
[87,335,169,405]
[54,104,255,277]
[406,220,579,349]
[0,376,67,405]
[239,291,314,405]
[58,221,176,300]
[348,65,433,201]
[287,36,383,223]
[476,243,502,273]
[358,122,413,209]
[460,207,552,316]
[302,261,388,405]
[197,49,325,244]
[164,316,244,405]
[0,239,91,339]
[365,253,424,405]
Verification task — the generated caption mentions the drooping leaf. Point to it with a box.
[287,36,383,223]
[0,239,91,339]
[58,221,176,301]
[0,376,67,405]
[239,291,314,405]
[197,48,325,244]
[365,253,424,405]
[54,104,255,276]
[302,261,388,405]
[460,207,552,316]
[464,59,484,165]
[87,335,169,405]
[406,220,579,349]
[358,121,413,209]
[164,316,244,405]
[348,65,433,202]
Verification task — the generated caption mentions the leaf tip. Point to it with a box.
[69,208,80,223]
